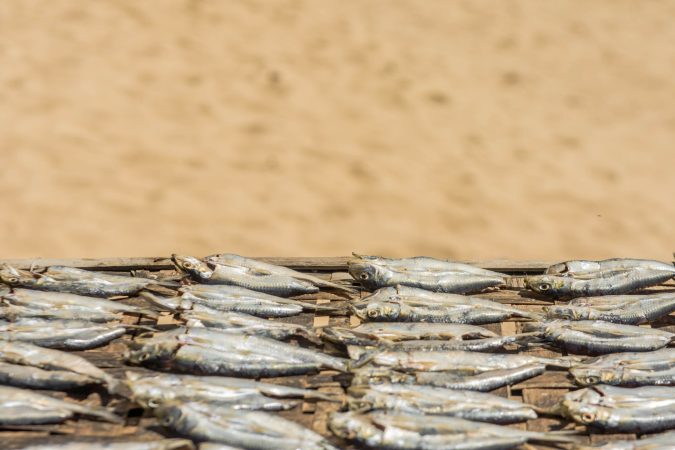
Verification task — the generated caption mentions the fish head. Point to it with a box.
[524,275,571,297]
[124,337,179,367]
[543,305,588,321]
[154,402,186,428]
[561,400,608,426]
[570,367,619,386]
[352,301,401,321]
[0,265,34,287]
[328,412,382,445]
[348,261,387,290]
[171,255,213,281]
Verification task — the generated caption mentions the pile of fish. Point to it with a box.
[0,253,672,449]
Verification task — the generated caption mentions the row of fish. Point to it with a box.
[0,254,673,449]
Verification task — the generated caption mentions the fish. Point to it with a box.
[525,269,675,298]
[570,349,675,386]
[560,385,675,433]
[155,401,339,450]
[205,253,356,293]
[348,254,506,293]
[0,264,175,297]
[329,411,578,449]
[0,340,118,391]
[546,258,675,276]
[0,303,123,323]
[2,288,158,318]
[351,286,540,323]
[0,318,128,350]
[348,383,538,423]
[0,385,120,424]
[17,439,195,450]
[384,333,542,352]
[540,320,674,354]
[352,348,575,372]
[125,327,347,377]
[324,322,498,343]
[125,371,339,409]
[142,284,338,318]
[544,292,675,324]
[350,364,548,392]
[172,255,320,297]
[181,310,321,344]
[573,431,675,449]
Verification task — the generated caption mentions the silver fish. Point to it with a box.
[354,348,574,372]
[348,254,506,293]
[172,255,319,296]
[351,286,540,323]
[389,333,541,352]
[155,401,339,450]
[560,385,675,433]
[348,383,538,423]
[3,288,157,318]
[0,340,118,391]
[571,349,675,386]
[125,371,338,409]
[329,411,577,449]
[546,258,675,276]
[525,269,675,298]
[350,364,547,392]
[0,303,122,323]
[0,264,174,297]
[205,253,356,293]
[573,431,675,449]
[0,318,128,350]
[329,322,498,342]
[18,439,195,450]
[0,385,120,424]
[182,310,321,344]
[126,327,347,377]
[541,320,674,354]
[544,292,675,324]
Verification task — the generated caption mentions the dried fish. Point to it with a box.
[155,401,339,450]
[525,269,674,298]
[351,286,540,323]
[172,255,319,296]
[142,284,336,319]
[545,292,675,324]
[560,385,675,433]
[0,318,128,350]
[329,411,577,449]
[125,371,338,409]
[0,340,117,391]
[350,364,548,392]
[546,258,675,276]
[348,254,506,293]
[0,385,120,424]
[2,288,157,318]
[182,310,321,344]
[540,320,674,354]
[125,327,347,377]
[18,439,195,450]
[0,303,122,323]
[352,348,574,372]
[205,253,355,293]
[571,349,675,386]
[0,264,175,297]
[348,383,538,423]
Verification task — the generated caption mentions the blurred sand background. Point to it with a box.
[0,1,673,260]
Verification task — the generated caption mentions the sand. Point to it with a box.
[0,1,673,260]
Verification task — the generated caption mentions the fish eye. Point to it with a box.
[561,314,572,320]
[585,376,599,384]
[183,262,193,269]
[538,283,551,291]
[367,309,379,318]
[359,272,369,280]
[162,415,175,426]
[138,352,150,362]
[581,412,595,423]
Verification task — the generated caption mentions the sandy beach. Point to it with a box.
[0,1,673,260]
